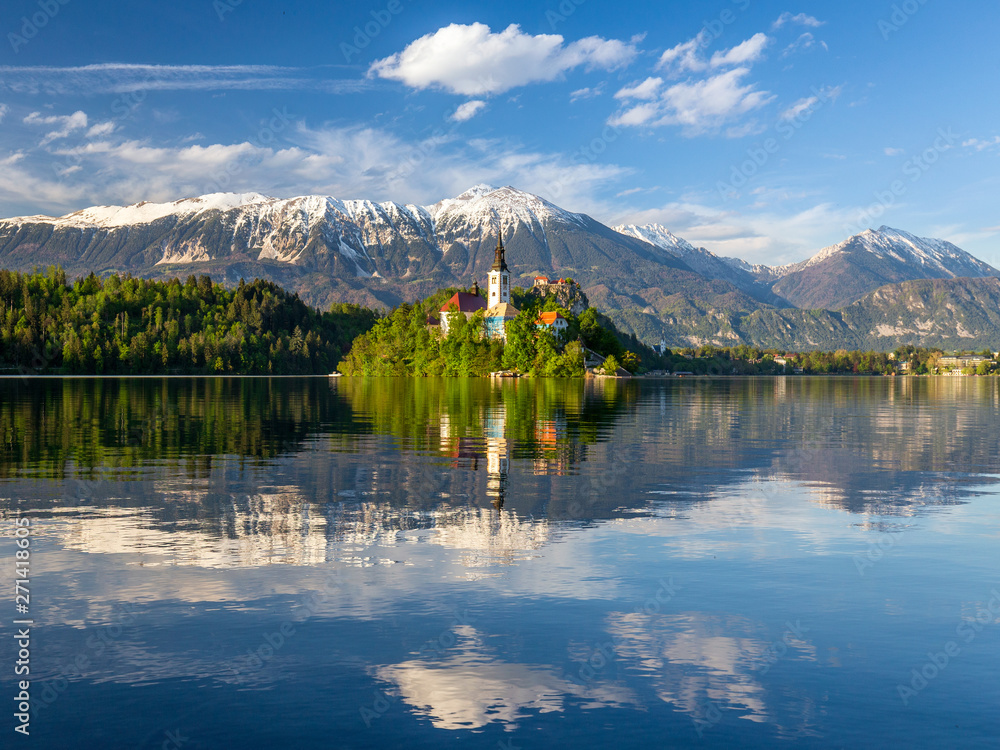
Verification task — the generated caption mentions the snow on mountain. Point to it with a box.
[44,193,275,229]
[432,185,587,232]
[613,224,698,256]
[612,222,788,301]
[799,226,997,278]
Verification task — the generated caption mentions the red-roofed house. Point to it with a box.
[440,284,487,335]
[535,311,569,336]
[533,276,550,286]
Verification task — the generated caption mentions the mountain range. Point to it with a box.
[2,185,1000,350]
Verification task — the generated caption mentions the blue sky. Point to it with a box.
[2,0,999,265]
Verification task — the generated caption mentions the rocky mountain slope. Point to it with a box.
[3,186,1000,349]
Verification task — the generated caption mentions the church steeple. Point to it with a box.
[491,230,509,272]
[488,229,510,305]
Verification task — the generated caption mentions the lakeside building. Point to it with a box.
[440,233,521,342]
[484,233,519,341]
[439,282,486,336]
[535,311,569,336]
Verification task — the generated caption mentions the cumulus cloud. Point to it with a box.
[24,110,89,145]
[772,12,824,29]
[617,32,773,136]
[369,23,637,96]
[611,68,774,136]
[658,33,770,76]
[450,100,487,122]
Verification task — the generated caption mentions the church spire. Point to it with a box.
[491,229,508,272]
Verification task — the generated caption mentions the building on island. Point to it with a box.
[484,232,519,342]
[439,282,487,336]
[439,231,521,342]
[535,311,568,336]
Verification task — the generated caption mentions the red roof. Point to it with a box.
[536,311,567,325]
[534,276,549,281]
[440,292,487,314]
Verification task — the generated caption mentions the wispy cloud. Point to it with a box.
[0,109,630,220]
[450,100,487,122]
[962,136,1000,152]
[370,23,637,96]
[781,33,828,57]
[0,64,367,95]
[24,110,88,145]
[0,103,8,123]
[772,12,824,29]
[884,147,905,156]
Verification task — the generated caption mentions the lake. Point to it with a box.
[1,376,999,748]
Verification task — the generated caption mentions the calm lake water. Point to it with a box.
[1,376,999,748]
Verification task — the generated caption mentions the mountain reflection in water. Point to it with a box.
[1,376,999,748]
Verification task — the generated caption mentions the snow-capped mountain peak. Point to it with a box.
[790,225,996,279]
[613,223,698,255]
[428,185,587,234]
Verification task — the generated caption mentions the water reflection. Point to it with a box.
[3,376,1000,573]
[2,377,1000,747]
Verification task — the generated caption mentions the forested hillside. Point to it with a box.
[0,267,376,374]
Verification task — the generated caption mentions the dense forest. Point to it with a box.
[0,268,376,375]
[337,285,665,377]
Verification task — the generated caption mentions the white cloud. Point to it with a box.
[962,136,1000,152]
[24,110,89,145]
[0,103,8,123]
[658,33,771,76]
[709,33,771,67]
[569,84,604,102]
[614,77,663,100]
[611,198,869,266]
[611,68,775,136]
[780,96,818,121]
[0,64,365,96]
[86,121,116,138]
[625,33,774,136]
[884,147,905,156]
[781,32,827,57]
[369,23,637,96]
[450,100,487,122]
[772,12,824,29]
[0,115,630,222]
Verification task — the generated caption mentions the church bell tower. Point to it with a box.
[488,230,510,306]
